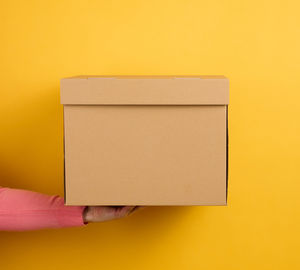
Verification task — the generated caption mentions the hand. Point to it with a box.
[83,206,142,223]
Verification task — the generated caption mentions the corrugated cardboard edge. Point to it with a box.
[63,106,67,204]
[225,105,229,205]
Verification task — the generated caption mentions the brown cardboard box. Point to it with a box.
[60,76,229,206]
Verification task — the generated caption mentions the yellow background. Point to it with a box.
[1,0,299,269]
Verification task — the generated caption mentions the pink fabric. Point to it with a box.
[0,186,87,231]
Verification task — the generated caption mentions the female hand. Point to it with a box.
[83,206,141,223]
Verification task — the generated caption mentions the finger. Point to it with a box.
[116,206,134,218]
[128,206,138,215]
[125,206,135,216]
[127,206,146,215]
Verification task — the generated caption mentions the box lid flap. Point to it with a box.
[60,76,229,105]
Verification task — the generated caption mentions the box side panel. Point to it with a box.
[64,105,227,206]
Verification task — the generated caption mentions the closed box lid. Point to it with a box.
[60,76,229,105]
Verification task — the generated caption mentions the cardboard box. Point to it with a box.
[60,76,229,205]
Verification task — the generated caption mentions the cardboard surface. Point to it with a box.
[61,76,229,105]
[61,76,229,205]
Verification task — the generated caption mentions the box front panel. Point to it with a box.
[64,105,227,205]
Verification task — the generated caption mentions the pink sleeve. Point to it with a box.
[0,186,87,231]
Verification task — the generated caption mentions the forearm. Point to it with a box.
[0,186,87,231]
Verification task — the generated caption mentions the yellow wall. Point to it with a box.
[1,1,299,269]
